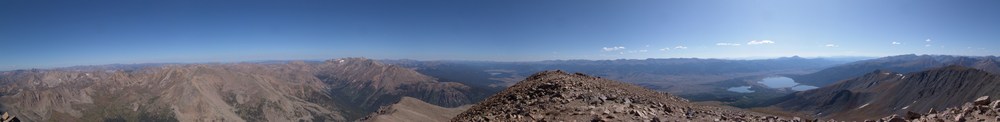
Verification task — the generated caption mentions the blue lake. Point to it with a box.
[791,85,819,91]
[757,76,818,91]
[726,86,754,93]
[727,76,819,93]
[759,77,798,88]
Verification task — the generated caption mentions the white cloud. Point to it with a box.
[891,41,902,45]
[924,39,932,47]
[602,46,625,51]
[716,43,741,46]
[659,48,671,51]
[674,46,688,49]
[747,40,775,45]
[825,44,839,47]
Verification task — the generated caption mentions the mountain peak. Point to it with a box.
[453,71,794,121]
[522,70,572,81]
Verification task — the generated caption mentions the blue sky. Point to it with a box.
[2,0,999,70]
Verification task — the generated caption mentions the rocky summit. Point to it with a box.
[452,70,798,121]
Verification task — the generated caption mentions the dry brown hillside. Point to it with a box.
[359,97,471,122]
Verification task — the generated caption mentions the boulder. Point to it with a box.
[905,111,922,120]
[887,117,906,122]
[991,100,1000,109]
[974,96,991,105]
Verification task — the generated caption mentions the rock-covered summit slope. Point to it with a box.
[452,70,798,121]
[873,96,1000,122]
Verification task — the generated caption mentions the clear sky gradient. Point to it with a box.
[2,0,999,70]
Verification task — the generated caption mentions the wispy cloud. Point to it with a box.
[891,41,902,45]
[825,44,838,47]
[716,43,741,46]
[747,40,775,45]
[924,38,932,47]
[602,46,625,51]
[659,48,670,51]
[673,46,688,49]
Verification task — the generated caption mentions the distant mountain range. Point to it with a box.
[790,54,1000,87]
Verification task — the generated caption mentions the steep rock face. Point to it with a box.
[0,58,480,121]
[358,97,472,122]
[791,55,1000,86]
[774,65,1000,121]
[453,71,797,121]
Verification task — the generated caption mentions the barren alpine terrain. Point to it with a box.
[0,58,486,121]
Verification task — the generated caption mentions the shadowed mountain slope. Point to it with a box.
[774,65,1000,121]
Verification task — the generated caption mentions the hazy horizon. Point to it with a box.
[3,54,965,71]
[3,0,999,71]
